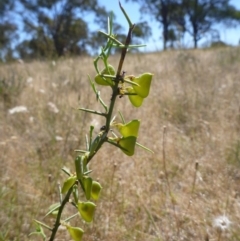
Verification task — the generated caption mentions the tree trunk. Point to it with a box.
[163,23,168,50]
[194,35,198,48]
[193,21,198,48]
[53,34,65,56]
[161,0,168,51]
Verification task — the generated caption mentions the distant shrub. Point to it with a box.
[0,74,25,110]
[210,41,229,48]
[226,140,240,166]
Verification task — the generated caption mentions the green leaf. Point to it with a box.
[73,184,79,204]
[91,181,102,201]
[83,176,93,200]
[127,87,144,107]
[44,203,60,218]
[89,134,101,155]
[118,136,137,156]
[119,1,133,28]
[77,201,96,222]
[62,176,77,194]
[94,65,115,86]
[33,219,52,231]
[75,155,84,180]
[116,119,140,138]
[89,125,94,149]
[132,73,153,98]
[66,226,84,241]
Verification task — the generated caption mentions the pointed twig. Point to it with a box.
[136,142,154,153]
[63,212,79,223]
[116,23,135,78]
[119,1,133,27]
[78,108,107,117]
[33,220,52,231]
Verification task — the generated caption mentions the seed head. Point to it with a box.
[213,215,231,232]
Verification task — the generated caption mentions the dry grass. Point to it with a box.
[1,47,240,241]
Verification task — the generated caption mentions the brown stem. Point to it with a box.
[116,24,135,78]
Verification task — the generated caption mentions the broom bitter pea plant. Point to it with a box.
[30,2,153,241]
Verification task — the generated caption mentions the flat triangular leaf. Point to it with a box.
[77,201,96,223]
[132,73,153,98]
[62,176,77,194]
[66,226,84,241]
[116,119,140,138]
[118,136,137,156]
[83,176,93,200]
[94,65,115,86]
[127,87,144,107]
[91,181,102,201]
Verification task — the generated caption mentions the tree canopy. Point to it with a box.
[127,0,240,49]
[181,0,233,48]
[0,0,18,60]
[0,0,240,60]
[16,0,109,58]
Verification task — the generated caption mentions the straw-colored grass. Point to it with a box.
[1,47,240,241]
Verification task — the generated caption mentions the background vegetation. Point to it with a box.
[1,1,240,240]
[1,0,240,61]
[1,46,240,240]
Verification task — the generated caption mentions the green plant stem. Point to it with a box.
[48,15,136,241]
[106,24,135,130]
[86,24,135,164]
[105,86,118,131]
[49,187,73,241]
[119,1,133,28]
[98,31,123,46]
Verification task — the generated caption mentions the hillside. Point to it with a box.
[1,47,240,241]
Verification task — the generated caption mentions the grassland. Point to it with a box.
[1,46,240,241]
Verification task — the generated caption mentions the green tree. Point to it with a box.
[17,0,109,58]
[181,0,233,48]
[132,21,152,43]
[0,0,18,61]
[212,3,240,30]
[127,0,239,50]
[127,0,183,50]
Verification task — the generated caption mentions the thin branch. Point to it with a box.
[46,5,138,241]
[78,108,107,117]
[116,24,135,78]
[49,187,73,241]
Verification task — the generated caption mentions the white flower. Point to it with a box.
[47,102,59,113]
[8,106,28,114]
[52,83,58,88]
[55,136,63,141]
[29,116,34,123]
[39,89,45,94]
[26,77,33,84]
[213,215,231,232]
